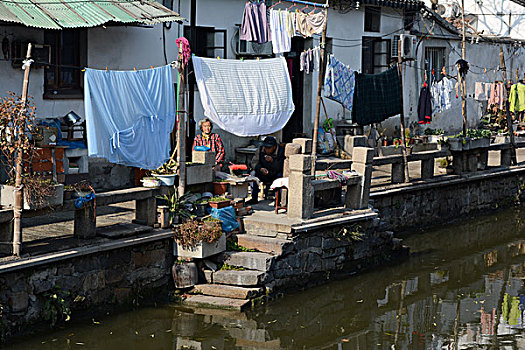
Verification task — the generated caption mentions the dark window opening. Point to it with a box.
[44,29,86,99]
[362,37,391,74]
[424,47,446,84]
[364,6,381,32]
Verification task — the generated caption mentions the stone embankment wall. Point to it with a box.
[0,236,173,341]
[371,168,525,232]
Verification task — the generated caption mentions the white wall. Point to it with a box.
[422,0,525,40]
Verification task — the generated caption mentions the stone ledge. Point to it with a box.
[371,165,525,198]
[292,210,378,234]
[0,230,173,275]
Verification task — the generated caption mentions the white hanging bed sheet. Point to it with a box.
[192,56,295,137]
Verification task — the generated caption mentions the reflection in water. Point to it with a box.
[5,207,525,349]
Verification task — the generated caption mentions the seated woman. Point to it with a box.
[192,118,225,169]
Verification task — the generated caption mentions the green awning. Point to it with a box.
[0,0,186,30]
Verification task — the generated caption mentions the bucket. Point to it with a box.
[141,177,160,188]
[155,174,176,186]
[213,182,228,195]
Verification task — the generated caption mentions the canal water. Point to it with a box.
[5,207,525,349]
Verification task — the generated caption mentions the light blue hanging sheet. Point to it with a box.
[84,65,176,170]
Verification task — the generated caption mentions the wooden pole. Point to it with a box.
[310,0,329,175]
[460,0,468,137]
[499,46,517,165]
[398,42,410,183]
[176,46,186,197]
[13,43,32,257]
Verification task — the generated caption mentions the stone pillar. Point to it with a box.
[344,135,367,156]
[287,154,313,220]
[0,212,13,255]
[501,148,512,167]
[421,159,434,179]
[135,197,156,226]
[292,138,313,154]
[391,162,405,183]
[350,147,374,209]
[74,200,96,239]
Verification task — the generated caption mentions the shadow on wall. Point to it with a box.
[88,158,135,191]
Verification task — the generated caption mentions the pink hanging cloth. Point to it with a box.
[175,37,191,66]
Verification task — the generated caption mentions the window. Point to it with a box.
[362,37,391,74]
[183,26,226,59]
[44,29,86,99]
[424,47,446,83]
[364,6,381,32]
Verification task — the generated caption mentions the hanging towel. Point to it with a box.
[192,56,295,137]
[418,86,432,124]
[489,82,505,110]
[351,66,402,125]
[240,1,271,44]
[84,65,176,170]
[474,82,488,101]
[323,54,355,112]
[296,10,326,37]
[270,9,291,54]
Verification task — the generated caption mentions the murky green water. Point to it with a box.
[5,207,525,349]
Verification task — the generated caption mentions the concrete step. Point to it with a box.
[192,284,263,300]
[182,294,250,311]
[236,234,293,255]
[213,269,266,287]
[242,211,300,237]
[219,251,275,271]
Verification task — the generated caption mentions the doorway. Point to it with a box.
[283,37,306,143]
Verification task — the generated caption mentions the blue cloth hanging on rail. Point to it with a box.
[84,65,176,169]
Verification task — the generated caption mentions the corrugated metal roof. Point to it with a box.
[0,0,186,30]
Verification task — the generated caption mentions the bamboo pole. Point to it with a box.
[398,42,410,183]
[499,46,517,165]
[310,0,329,175]
[13,43,32,257]
[460,0,467,137]
[176,45,186,197]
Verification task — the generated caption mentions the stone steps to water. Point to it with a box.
[192,284,263,300]
[236,234,293,255]
[219,251,275,271]
[183,294,251,311]
[213,269,266,287]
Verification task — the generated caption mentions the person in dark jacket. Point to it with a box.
[248,136,285,204]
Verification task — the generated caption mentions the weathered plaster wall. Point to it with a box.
[371,168,525,232]
[0,237,173,341]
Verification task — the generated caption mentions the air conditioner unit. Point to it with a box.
[391,35,400,57]
[400,34,417,59]
[235,28,272,57]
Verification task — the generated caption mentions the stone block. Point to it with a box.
[230,183,249,199]
[289,154,312,173]
[74,200,96,239]
[220,251,274,272]
[287,172,313,219]
[135,197,156,226]
[0,214,13,255]
[501,148,512,167]
[186,164,213,185]
[467,153,478,172]
[344,135,367,155]
[8,291,28,313]
[351,147,374,164]
[283,158,291,178]
[421,159,434,179]
[192,151,216,165]
[350,163,372,209]
[192,284,262,300]
[212,270,265,287]
[292,138,313,154]
[391,162,405,183]
[285,143,302,157]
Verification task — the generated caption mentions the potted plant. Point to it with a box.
[157,191,192,226]
[172,219,226,259]
[208,196,231,209]
[213,180,229,195]
[0,93,62,210]
[194,199,209,217]
[152,158,178,186]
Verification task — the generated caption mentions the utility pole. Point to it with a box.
[398,41,410,183]
[499,46,517,165]
[13,43,32,257]
[460,0,468,137]
[311,0,330,175]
